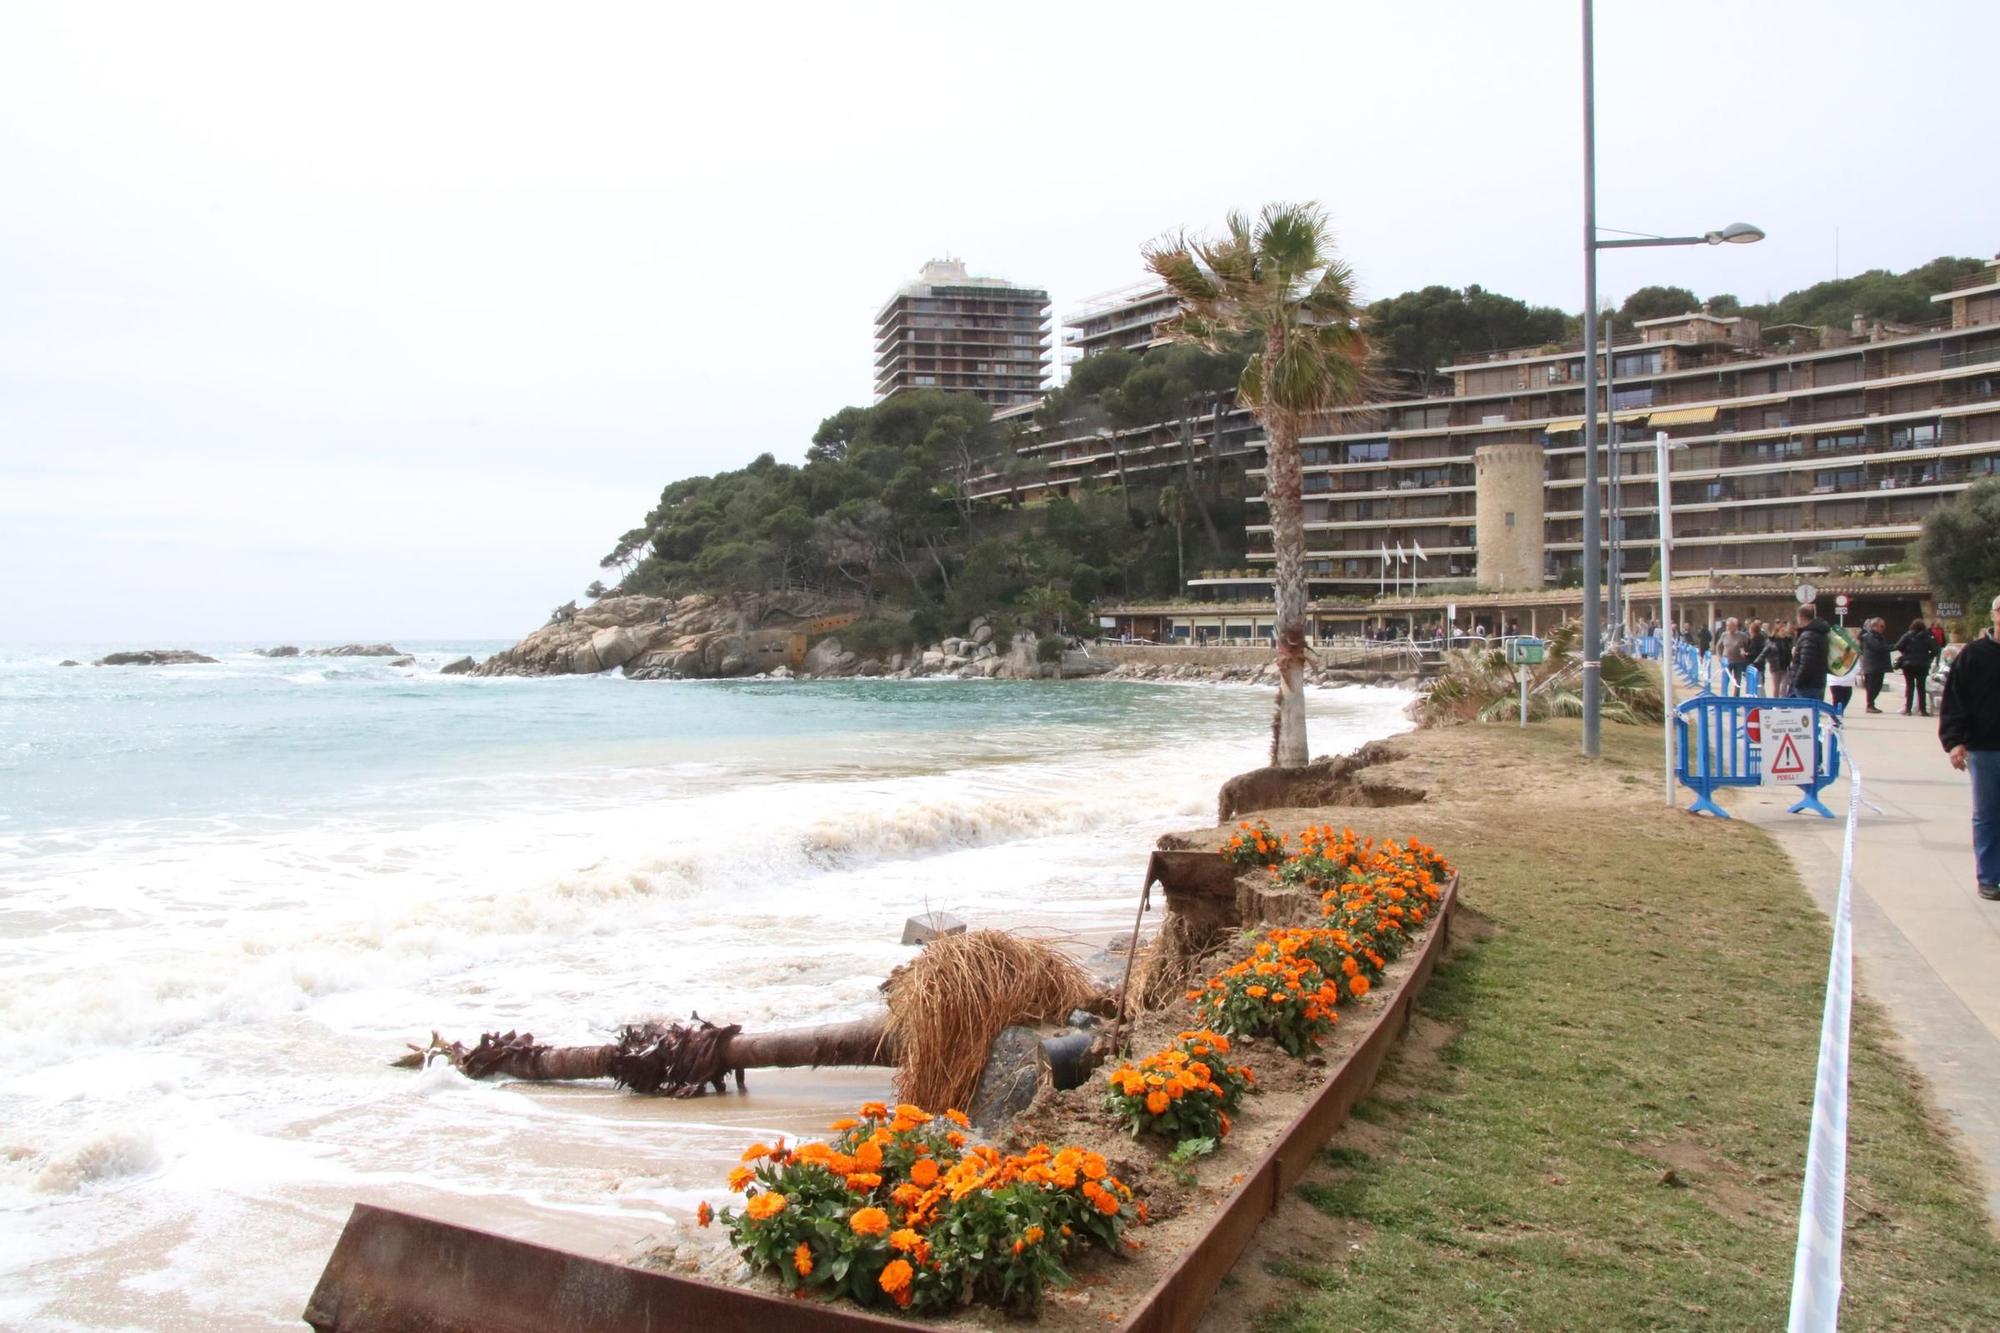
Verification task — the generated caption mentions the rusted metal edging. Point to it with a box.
[304,874,1460,1333]
[1115,871,1460,1333]
[303,1202,920,1333]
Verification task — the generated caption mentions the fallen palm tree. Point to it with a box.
[396,929,1102,1103]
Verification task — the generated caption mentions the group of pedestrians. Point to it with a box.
[1691,607,1950,714]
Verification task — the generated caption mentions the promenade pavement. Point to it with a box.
[1731,706,2000,1223]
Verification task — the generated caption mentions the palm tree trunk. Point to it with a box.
[1264,410,1310,768]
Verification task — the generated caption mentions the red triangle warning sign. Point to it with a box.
[1768,732,1808,781]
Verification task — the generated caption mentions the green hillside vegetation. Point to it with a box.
[602,364,1254,638]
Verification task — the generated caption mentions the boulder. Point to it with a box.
[967,1026,1050,1130]
[972,624,994,646]
[58,659,81,667]
[976,658,1004,678]
[767,665,793,680]
[804,637,859,678]
[940,637,968,658]
[588,625,645,672]
[389,656,416,668]
[94,650,219,666]
[439,656,477,675]
[309,643,400,657]
[921,649,946,669]
[255,646,301,658]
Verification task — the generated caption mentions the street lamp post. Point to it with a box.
[1579,0,1763,758]
[1656,429,1686,805]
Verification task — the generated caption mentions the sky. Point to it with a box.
[2,1,1995,642]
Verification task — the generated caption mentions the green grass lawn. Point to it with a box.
[1247,720,2000,1332]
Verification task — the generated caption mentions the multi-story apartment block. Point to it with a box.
[1223,258,1999,608]
[873,260,1050,408]
[1061,283,1182,362]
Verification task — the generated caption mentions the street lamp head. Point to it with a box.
[1703,222,1765,246]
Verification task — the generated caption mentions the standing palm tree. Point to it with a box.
[1144,203,1371,766]
[1157,485,1191,589]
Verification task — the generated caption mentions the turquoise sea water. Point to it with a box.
[0,643,1414,1329]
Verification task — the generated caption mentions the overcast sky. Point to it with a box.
[3,1,1994,642]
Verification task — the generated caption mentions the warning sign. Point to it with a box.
[1760,708,1815,784]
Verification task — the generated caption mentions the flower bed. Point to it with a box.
[688,829,1455,1326]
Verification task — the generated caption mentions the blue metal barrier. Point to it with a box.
[1675,694,1843,819]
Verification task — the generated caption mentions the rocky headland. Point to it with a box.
[471,593,1089,682]
[255,643,402,658]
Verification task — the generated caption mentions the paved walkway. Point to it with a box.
[1731,707,2000,1223]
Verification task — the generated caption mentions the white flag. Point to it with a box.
[1395,542,1408,564]
[1380,544,1390,564]
[1412,542,1428,562]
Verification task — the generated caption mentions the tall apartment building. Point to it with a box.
[1062,283,1182,362]
[873,260,1050,408]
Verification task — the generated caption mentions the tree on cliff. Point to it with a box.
[1146,203,1372,768]
[1919,477,2000,621]
[1363,284,1567,394]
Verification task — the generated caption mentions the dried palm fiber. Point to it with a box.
[882,929,1099,1113]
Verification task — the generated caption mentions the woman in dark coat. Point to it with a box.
[1895,619,1937,716]
[1760,624,1794,693]
[1859,618,1893,713]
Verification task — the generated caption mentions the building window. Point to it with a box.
[1613,350,1663,377]
[1343,440,1389,464]
[914,375,936,386]
[1611,385,1654,411]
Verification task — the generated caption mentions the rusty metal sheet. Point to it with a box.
[303,875,1459,1333]
[302,1204,917,1333]
[1143,849,1239,900]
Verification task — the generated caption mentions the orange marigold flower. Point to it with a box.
[793,1242,813,1277]
[695,1201,713,1228]
[1136,1200,1151,1223]
[858,1101,888,1119]
[1350,974,1370,997]
[942,1108,970,1128]
[1246,985,1268,998]
[1144,1090,1169,1116]
[849,1206,890,1236]
[879,1258,914,1306]
[740,1142,772,1164]
[745,1192,787,1221]
[1080,1153,1108,1181]
[1090,1186,1121,1216]
[888,1227,923,1253]
[854,1140,884,1172]
[828,1117,859,1132]
[727,1166,754,1192]
[846,1172,883,1191]
[945,1130,967,1148]
[908,1158,939,1187]
[895,1104,932,1124]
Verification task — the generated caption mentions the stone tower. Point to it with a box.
[1474,443,1545,592]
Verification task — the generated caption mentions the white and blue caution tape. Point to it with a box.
[1786,754,1861,1332]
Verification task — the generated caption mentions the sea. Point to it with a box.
[0,642,1415,1329]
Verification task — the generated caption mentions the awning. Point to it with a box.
[1647,405,1719,427]
[1544,409,1653,434]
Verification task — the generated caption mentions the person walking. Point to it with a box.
[1896,618,1937,716]
[1859,617,1892,713]
[1790,603,1832,702]
[1940,595,2000,901]
[1717,617,1751,693]
[1760,622,1794,694]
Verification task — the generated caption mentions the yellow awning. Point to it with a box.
[1647,405,1719,427]
[1545,418,1583,433]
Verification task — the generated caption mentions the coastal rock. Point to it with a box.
[389,656,416,668]
[58,659,81,667]
[803,636,859,678]
[309,643,401,657]
[973,625,994,647]
[482,591,854,681]
[94,650,220,667]
[439,656,477,675]
[255,646,301,658]
[967,1026,1050,1130]
[921,649,945,669]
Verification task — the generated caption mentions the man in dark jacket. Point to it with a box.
[1895,619,1937,716]
[1789,604,1832,701]
[1940,595,2000,900]
[1859,618,1892,713]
